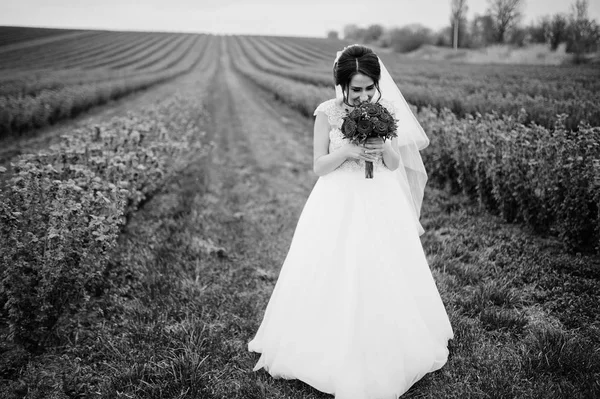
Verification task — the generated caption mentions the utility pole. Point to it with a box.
[451,0,468,50]
[454,17,459,50]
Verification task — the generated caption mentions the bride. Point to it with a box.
[248,44,453,399]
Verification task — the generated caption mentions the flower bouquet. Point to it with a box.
[340,102,398,178]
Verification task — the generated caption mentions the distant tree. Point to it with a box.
[343,24,366,41]
[508,26,527,46]
[487,0,525,43]
[389,25,434,53]
[547,14,569,50]
[470,14,496,47]
[450,0,469,49]
[526,16,549,44]
[364,24,384,43]
[327,30,339,40]
[435,27,453,47]
[377,29,392,47]
[566,0,600,60]
[450,18,470,48]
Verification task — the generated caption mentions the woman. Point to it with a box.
[248,44,453,399]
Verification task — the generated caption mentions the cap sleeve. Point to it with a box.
[313,99,333,116]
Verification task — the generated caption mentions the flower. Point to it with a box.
[374,121,389,134]
[357,120,372,136]
[342,118,357,136]
[379,111,392,123]
[366,104,381,118]
[340,101,397,152]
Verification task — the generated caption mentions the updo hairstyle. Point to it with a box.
[333,45,382,107]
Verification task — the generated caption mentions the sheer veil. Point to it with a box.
[334,46,429,236]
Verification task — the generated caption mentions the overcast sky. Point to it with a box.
[2,0,599,37]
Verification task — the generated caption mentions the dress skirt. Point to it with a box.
[248,166,453,399]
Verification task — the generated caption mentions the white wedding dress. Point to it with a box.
[248,98,453,399]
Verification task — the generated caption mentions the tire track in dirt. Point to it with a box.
[188,37,330,397]
[203,37,318,270]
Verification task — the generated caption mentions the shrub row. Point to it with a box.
[0,91,211,352]
[0,36,202,99]
[227,36,330,117]
[232,35,600,131]
[419,109,600,252]
[0,36,208,138]
[0,26,81,47]
[0,31,149,70]
[396,81,600,132]
[235,36,332,87]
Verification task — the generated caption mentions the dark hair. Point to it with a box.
[333,45,382,107]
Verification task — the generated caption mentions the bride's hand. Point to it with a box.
[342,143,379,162]
[364,137,385,155]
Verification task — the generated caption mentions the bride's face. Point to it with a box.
[346,73,376,106]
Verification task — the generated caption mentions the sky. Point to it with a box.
[1,0,599,37]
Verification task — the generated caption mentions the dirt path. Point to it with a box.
[205,37,317,249]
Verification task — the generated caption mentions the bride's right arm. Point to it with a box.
[313,112,348,176]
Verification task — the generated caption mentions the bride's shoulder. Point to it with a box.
[321,98,341,108]
[314,98,340,116]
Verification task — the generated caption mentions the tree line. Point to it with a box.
[329,0,599,61]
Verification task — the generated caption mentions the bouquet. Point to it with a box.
[340,102,398,178]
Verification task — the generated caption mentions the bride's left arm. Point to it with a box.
[382,137,400,171]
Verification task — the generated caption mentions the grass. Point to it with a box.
[2,150,598,398]
[417,189,600,398]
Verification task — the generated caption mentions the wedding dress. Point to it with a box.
[247,98,454,399]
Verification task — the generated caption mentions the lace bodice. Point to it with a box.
[314,98,394,174]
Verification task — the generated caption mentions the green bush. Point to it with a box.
[0,94,209,352]
[0,41,206,138]
[421,108,600,252]
[0,164,124,351]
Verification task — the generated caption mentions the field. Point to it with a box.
[0,27,599,398]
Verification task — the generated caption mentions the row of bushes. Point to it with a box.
[231,36,600,252]
[420,109,600,252]
[0,36,209,138]
[396,81,600,132]
[227,36,330,117]
[229,36,600,131]
[0,89,212,352]
[234,36,332,87]
[0,36,196,98]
